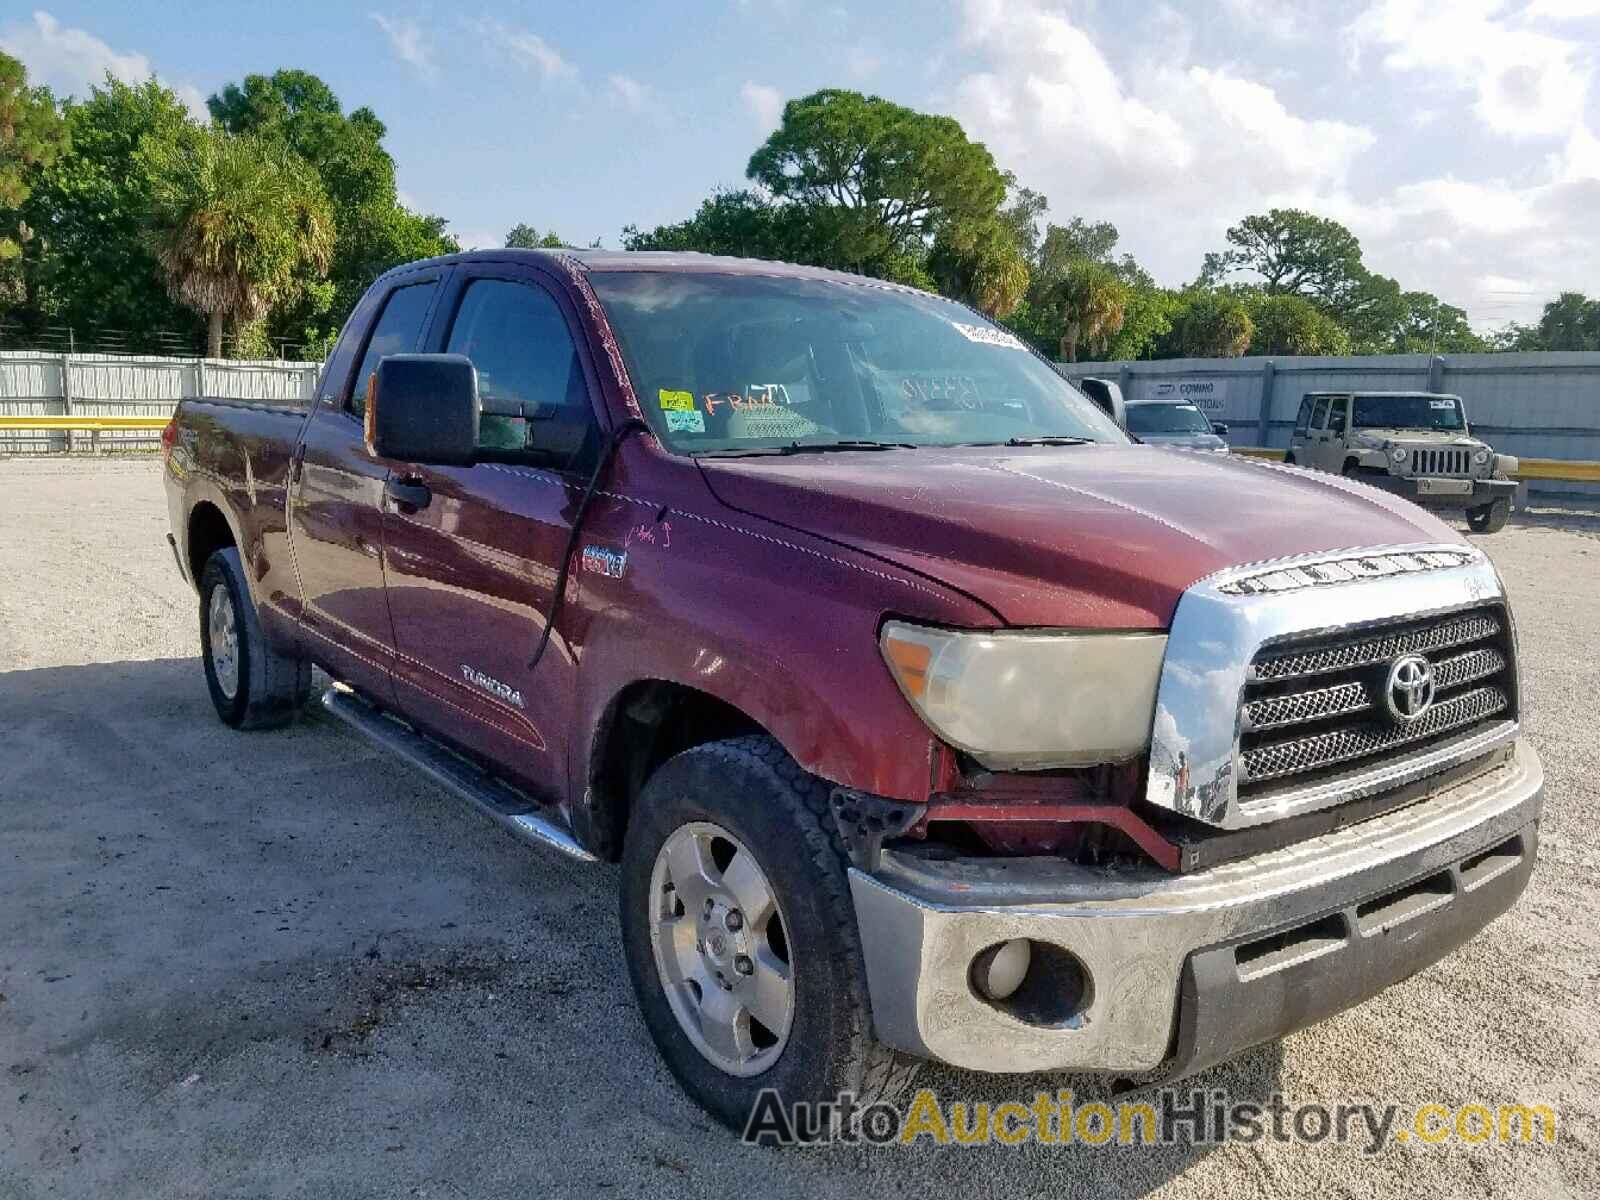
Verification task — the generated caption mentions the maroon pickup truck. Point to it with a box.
[163,249,1542,1130]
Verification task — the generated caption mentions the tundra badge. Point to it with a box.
[460,665,526,709]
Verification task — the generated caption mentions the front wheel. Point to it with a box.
[1467,497,1511,534]
[619,735,916,1134]
[198,547,311,728]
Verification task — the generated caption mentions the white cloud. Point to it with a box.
[1347,0,1592,139]
[1523,0,1600,17]
[370,12,436,78]
[844,45,882,79]
[477,21,576,82]
[607,72,650,111]
[740,81,783,129]
[948,0,1599,327]
[0,10,208,118]
[950,0,1371,249]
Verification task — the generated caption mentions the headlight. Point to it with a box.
[1473,449,1490,465]
[879,621,1167,769]
[1390,447,1408,462]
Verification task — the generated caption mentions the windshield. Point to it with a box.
[588,271,1128,453]
[1353,394,1465,431]
[1125,403,1213,435]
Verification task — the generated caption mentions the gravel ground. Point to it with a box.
[0,457,1595,1199]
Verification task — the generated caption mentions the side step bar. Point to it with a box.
[319,684,598,864]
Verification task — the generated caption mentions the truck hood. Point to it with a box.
[1135,432,1230,452]
[697,444,1461,628]
[1351,427,1484,449]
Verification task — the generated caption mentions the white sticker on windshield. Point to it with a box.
[666,409,705,433]
[950,321,1027,350]
[1430,399,1456,409]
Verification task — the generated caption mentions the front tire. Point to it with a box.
[198,547,311,729]
[619,735,916,1134]
[1467,497,1511,534]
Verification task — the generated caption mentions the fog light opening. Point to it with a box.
[970,938,1031,1001]
[969,940,1094,1028]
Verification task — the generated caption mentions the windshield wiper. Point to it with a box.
[692,440,916,459]
[781,440,917,454]
[1005,435,1094,446]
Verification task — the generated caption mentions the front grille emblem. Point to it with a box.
[1384,653,1436,724]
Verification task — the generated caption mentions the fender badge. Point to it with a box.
[581,545,628,579]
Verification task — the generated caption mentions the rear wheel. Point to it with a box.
[619,735,917,1134]
[199,547,311,728]
[1467,497,1511,534]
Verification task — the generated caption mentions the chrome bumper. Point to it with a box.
[849,740,1542,1075]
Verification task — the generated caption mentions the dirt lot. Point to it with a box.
[1,457,1595,1198]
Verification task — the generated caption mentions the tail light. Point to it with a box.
[160,415,178,460]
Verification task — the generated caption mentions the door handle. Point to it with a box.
[384,477,432,512]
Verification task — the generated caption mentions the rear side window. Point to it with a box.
[1294,396,1313,435]
[348,281,438,415]
[1310,396,1330,429]
[444,278,593,453]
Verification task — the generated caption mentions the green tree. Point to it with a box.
[1391,291,1484,353]
[927,214,1029,317]
[745,88,1007,279]
[1241,291,1350,356]
[506,223,566,249]
[1102,286,1178,361]
[142,126,334,357]
[1200,208,1365,304]
[1050,261,1129,362]
[1530,291,1600,351]
[1163,290,1254,358]
[0,52,67,268]
[18,76,200,344]
[208,69,455,352]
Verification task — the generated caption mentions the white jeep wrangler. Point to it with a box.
[1286,391,1519,533]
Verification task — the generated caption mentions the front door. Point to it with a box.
[1305,394,1335,472]
[378,266,602,800]
[287,271,445,698]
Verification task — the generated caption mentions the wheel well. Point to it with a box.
[187,502,235,583]
[588,681,767,860]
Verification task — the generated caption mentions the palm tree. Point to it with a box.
[145,127,334,358]
[1052,261,1128,362]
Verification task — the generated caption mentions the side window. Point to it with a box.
[348,281,439,415]
[1310,396,1330,430]
[1328,397,1348,435]
[1294,396,1313,435]
[444,278,594,455]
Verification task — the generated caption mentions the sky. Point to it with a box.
[3,0,1599,329]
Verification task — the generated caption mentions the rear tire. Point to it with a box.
[198,547,311,729]
[618,735,917,1135]
[1467,497,1511,534]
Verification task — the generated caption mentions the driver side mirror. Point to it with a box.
[367,354,479,466]
[1211,421,1229,436]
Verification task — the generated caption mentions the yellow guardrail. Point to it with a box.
[1231,446,1600,484]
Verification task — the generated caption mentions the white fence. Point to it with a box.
[0,351,320,453]
[1057,351,1600,497]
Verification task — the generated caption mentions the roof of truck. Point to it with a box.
[397,247,903,287]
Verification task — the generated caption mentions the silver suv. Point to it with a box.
[1286,391,1519,533]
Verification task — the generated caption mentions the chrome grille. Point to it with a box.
[1411,447,1471,477]
[1238,605,1515,795]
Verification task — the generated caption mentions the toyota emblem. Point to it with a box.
[1384,653,1436,724]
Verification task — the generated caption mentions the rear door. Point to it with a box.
[377,263,603,798]
[288,270,446,697]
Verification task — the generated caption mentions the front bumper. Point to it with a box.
[849,740,1541,1076]
[1369,474,1517,509]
